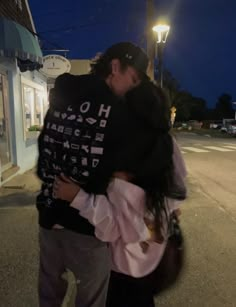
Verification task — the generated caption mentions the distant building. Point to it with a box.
[69,59,91,75]
[0,0,47,185]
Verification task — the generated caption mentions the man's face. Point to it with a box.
[107,59,141,97]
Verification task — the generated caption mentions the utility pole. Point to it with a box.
[157,43,163,87]
[146,0,155,80]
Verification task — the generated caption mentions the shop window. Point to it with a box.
[21,79,47,140]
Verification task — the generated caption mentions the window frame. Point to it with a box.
[21,76,46,140]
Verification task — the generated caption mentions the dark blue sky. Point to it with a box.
[29,0,236,108]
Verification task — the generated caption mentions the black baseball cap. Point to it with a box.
[104,42,149,79]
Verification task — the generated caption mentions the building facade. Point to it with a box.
[69,59,91,75]
[0,0,47,185]
[0,0,34,33]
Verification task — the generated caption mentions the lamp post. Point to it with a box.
[152,24,170,88]
[146,0,155,80]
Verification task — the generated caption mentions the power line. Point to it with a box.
[37,20,114,35]
[26,27,69,53]
[29,0,146,56]
[32,8,76,19]
[38,26,76,35]
[40,36,69,53]
[32,0,112,20]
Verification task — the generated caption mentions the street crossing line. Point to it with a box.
[181,147,210,153]
[223,143,236,145]
[203,146,233,152]
[180,144,236,154]
[222,145,236,150]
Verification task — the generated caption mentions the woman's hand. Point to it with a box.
[173,209,181,223]
[53,174,81,202]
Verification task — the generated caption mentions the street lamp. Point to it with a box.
[152,24,170,88]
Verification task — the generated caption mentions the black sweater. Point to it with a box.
[36,74,174,235]
[37,74,122,234]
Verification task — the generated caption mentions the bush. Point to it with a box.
[28,125,41,131]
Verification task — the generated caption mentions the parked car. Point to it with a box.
[180,120,202,130]
[210,121,223,129]
[220,119,236,135]
[220,126,228,133]
[228,120,236,136]
[187,120,203,130]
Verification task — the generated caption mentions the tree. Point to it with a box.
[162,70,208,121]
[162,70,180,105]
[189,97,207,120]
[215,93,234,119]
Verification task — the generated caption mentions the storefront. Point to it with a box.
[0,16,47,184]
[0,72,11,171]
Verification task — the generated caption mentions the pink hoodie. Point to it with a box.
[70,139,187,277]
[71,179,183,277]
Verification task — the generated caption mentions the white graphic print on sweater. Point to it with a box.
[40,101,112,206]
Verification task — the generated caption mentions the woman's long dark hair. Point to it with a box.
[124,82,176,236]
[87,81,183,236]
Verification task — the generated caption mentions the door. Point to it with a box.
[0,73,12,170]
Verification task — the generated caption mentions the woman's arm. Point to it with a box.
[53,174,150,244]
[53,175,121,242]
[71,189,122,242]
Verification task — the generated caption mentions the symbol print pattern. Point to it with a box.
[39,100,112,205]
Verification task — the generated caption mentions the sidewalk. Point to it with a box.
[0,168,41,207]
[0,168,81,307]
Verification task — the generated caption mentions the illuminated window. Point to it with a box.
[23,86,34,130]
[35,90,44,126]
[21,79,47,139]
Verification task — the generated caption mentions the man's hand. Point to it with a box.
[53,174,81,202]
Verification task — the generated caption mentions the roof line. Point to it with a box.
[24,0,37,34]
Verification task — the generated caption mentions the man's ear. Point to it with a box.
[110,59,121,75]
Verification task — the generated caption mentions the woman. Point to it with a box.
[54,81,187,307]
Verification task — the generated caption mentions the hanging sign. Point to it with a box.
[40,55,71,78]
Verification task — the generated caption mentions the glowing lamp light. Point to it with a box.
[152,24,170,43]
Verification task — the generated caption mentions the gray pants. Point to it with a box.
[38,227,111,307]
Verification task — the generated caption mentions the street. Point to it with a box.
[177,132,236,216]
[156,133,236,306]
[0,132,236,307]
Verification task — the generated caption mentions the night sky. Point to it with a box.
[29,0,236,108]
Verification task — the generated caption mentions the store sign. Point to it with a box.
[40,55,71,78]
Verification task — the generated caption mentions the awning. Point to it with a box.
[0,16,43,72]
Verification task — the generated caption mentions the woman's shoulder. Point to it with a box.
[107,178,146,208]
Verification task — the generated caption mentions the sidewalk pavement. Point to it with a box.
[0,169,77,307]
[0,168,41,207]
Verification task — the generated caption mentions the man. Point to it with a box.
[36,42,149,307]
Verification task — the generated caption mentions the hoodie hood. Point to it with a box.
[49,73,114,110]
